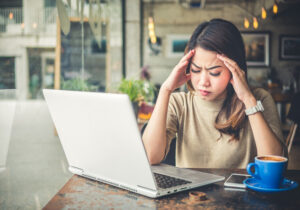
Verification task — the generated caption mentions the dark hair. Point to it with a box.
[185,19,247,141]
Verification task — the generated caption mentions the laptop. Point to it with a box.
[43,89,224,198]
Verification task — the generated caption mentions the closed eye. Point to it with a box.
[191,69,201,73]
[209,72,221,76]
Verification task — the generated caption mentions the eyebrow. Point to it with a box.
[191,62,222,70]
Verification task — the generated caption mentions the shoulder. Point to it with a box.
[252,88,278,114]
[252,88,273,102]
[170,91,190,104]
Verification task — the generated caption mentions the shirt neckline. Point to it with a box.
[190,91,226,111]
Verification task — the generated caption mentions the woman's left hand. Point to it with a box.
[217,54,255,105]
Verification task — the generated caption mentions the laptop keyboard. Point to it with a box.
[153,173,192,189]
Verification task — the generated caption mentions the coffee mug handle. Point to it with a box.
[247,163,260,179]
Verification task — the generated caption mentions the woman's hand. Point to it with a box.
[162,50,195,93]
[217,54,256,106]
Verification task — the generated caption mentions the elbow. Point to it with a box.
[148,157,161,165]
[147,151,164,165]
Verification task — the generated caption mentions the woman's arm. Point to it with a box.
[142,86,172,164]
[217,54,284,156]
[142,50,195,164]
[244,97,283,155]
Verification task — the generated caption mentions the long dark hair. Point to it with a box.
[185,19,247,141]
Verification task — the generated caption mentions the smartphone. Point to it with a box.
[224,173,251,188]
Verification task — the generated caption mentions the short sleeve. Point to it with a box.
[255,88,288,156]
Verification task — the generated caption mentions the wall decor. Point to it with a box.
[242,32,270,67]
[279,35,300,60]
[166,35,190,58]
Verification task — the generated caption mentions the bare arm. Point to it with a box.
[244,97,283,155]
[142,50,195,164]
[218,54,284,156]
[142,86,171,164]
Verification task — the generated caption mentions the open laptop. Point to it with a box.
[43,89,224,198]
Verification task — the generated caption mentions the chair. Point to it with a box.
[285,123,298,154]
[286,92,300,154]
[141,123,176,166]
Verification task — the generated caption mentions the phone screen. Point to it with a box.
[224,174,251,188]
[227,174,248,184]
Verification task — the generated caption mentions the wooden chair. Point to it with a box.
[286,92,300,154]
[285,123,298,154]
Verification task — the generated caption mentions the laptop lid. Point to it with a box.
[43,89,157,191]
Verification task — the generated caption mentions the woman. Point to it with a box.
[142,19,286,168]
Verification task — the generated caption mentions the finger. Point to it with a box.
[180,49,195,63]
[223,60,244,78]
[223,61,238,76]
[177,60,189,70]
[217,54,240,71]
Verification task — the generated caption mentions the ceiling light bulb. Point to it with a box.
[244,18,250,29]
[261,7,267,19]
[273,3,278,14]
[9,12,13,19]
[149,31,155,37]
[150,36,157,44]
[148,23,154,30]
[253,17,258,29]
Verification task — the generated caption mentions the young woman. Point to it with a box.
[142,19,287,168]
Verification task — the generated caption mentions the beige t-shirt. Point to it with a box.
[166,88,286,169]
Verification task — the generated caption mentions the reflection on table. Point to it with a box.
[44,168,300,209]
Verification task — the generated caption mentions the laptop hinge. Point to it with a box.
[69,166,84,175]
[137,185,157,192]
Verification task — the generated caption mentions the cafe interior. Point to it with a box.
[1,0,300,209]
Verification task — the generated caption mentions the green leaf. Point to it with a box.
[117,79,156,102]
[61,78,98,92]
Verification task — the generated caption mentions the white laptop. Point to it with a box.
[43,89,224,198]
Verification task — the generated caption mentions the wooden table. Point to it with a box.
[43,168,300,209]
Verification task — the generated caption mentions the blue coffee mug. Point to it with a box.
[247,155,287,189]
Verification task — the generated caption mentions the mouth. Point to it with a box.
[199,90,211,96]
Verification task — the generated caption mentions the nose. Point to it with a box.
[197,71,210,88]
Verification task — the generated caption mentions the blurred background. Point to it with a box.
[0,0,300,209]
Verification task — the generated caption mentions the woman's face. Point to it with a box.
[190,47,231,101]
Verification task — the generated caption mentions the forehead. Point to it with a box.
[191,47,223,67]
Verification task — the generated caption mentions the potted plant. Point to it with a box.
[61,78,98,92]
[117,78,156,117]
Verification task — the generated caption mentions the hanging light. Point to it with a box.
[9,12,13,19]
[253,17,258,29]
[244,18,250,29]
[273,1,278,14]
[148,17,157,44]
[261,7,267,19]
[148,17,154,30]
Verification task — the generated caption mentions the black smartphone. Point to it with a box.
[224,173,251,188]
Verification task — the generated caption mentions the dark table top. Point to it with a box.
[43,168,300,209]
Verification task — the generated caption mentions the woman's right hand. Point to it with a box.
[162,49,195,93]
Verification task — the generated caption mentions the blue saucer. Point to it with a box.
[244,178,298,193]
